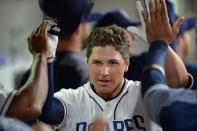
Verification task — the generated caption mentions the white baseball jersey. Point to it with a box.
[0,84,17,116]
[55,79,162,131]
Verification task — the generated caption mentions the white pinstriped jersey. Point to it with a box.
[55,79,162,131]
[0,84,16,116]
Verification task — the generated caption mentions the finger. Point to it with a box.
[38,21,48,37]
[149,0,155,22]
[172,16,185,36]
[28,29,36,41]
[142,10,149,26]
[142,10,151,42]
[35,22,45,36]
[155,0,161,19]
[27,39,32,53]
[142,11,151,31]
[160,0,169,23]
[42,22,48,37]
[27,37,30,43]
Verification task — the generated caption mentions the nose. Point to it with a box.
[100,65,109,76]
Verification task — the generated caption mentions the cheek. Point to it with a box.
[111,67,126,77]
[88,65,98,80]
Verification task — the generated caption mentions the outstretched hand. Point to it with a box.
[142,0,184,44]
[27,21,49,56]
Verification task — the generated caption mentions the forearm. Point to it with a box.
[6,54,48,120]
[165,47,189,88]
[141,41,168,96]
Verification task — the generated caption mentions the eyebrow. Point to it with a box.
[91,58,120,62]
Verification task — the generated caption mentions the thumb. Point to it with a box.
[172,17,185,36]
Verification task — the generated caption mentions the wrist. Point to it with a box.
[47,57,56,63]
[181,73,194,89]
[33,53,47,59]
[148,41,168,66]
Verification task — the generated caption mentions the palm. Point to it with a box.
[142,0,184,44]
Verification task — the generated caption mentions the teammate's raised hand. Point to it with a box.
[142,0,184,44]
[27,21,49,56]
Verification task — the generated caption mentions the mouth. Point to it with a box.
[98,79,110,85]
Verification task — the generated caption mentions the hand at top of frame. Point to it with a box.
[27,21,49,57]
[142,0,184,44]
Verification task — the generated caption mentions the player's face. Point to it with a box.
[87,45,129,99]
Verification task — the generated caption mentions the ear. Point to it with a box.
[124,59,130,72]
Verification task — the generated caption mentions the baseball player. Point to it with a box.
[140,0,197,130]
[0,21,55,131]
[40,25,160,131]
[0,22,50,121]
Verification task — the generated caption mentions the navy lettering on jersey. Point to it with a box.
[113,121,124,131]
[76,122,87,131]
[133,115,146,130]
[124,119,134,130]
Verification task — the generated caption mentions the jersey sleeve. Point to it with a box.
[54,86,85,129]
[144,84,197,130]
[0,84,17,116]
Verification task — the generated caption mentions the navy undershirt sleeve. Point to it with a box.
[39,62,65,125]
[141,41,168,96]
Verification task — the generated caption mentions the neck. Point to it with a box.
[92,79,125,101]
[57,37,82,53]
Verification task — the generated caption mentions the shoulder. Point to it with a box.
[54,82,90,101]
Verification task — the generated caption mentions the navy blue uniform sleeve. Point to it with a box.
[142,41,197,130]
[141,41,168,96]
[144,84,197,131]
[39,62,65,125]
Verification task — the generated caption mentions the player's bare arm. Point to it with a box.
[6,22,49,121]
[142,0,190,88]
[165,47,191,88]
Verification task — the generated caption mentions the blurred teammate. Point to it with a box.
[54,13,102,91]
[141,0,197,130]
[0,21,52,131]
[18,0,98,92]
